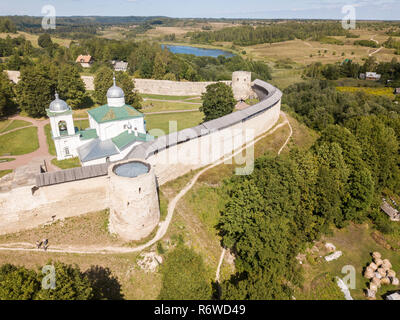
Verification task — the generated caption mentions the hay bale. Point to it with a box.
[381,277,391,285]
[367,289,377,300]
[372,252,382,260]
[364,267,375,279]
[372,277,381,288]
[369,283,378,292]
[382,259,392,270]
[369,262,378,271]
[378,268,387,277]
[392,277,400,286]
[387,270,396,279]
[374,258,383,267]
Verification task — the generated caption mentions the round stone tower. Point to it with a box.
[232,71,252,101]
[108,159,160,241]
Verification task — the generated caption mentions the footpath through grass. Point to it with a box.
[0,127,39,156]
[0,119,32,133]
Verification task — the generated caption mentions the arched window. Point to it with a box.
[58,120,68,136]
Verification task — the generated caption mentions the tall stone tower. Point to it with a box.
[232,71,252,101]
[108,159,160,241]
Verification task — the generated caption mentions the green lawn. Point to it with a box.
[44,124,56,156]
[74,119,90,130]
[142,100,200,113]
[146,111,204,136]
[140,94,199,100]
[0,120,11,133]
[0,169,12,179]
[0,127,39,156]
[1,120,32,133]
[51,157,81,169]
[0,119,32,133]
[0,158,15,163]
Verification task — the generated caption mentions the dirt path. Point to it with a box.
[0,112,292,255]
[0,115,57,172]
[369,36,384,57]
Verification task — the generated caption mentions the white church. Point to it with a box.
[47,75,154,166]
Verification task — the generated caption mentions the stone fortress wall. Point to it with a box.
[80,75,248,97]
[0,79,282,239]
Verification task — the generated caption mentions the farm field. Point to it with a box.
[336,86,396,99]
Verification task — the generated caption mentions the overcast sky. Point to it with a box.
[0,0,399,20]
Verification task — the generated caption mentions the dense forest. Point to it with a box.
[217,79,400,299]
[187,21,351,46]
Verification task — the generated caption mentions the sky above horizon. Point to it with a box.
[0,0,399,20]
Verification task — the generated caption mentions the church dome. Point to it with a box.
[107,76,125,99]
[49,93,70,112]
[106,75,126,107]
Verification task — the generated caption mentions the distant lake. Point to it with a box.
[162,45,235,58]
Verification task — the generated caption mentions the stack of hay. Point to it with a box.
[364,252,399,300]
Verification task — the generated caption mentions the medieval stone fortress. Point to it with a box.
[0,71,282,241]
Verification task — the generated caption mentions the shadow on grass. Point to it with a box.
[85,265,124,300]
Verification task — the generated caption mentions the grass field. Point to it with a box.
[0,119,32,132]
[0,31,71,48]
[44,124,56,156]
[142,100,200,113]
[141,94,199,100]
[244,34,397,65]
[146,111,204,135]
[74,119,90,130]
[51,157,81,170]
[296,223,400,300]
[0,127,39,156]
[0,119,30,133]
[336,86,396,99]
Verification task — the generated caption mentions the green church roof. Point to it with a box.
[87,104,143,124]
[112,130,154,151]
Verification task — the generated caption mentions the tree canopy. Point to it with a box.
[200,82,236,122]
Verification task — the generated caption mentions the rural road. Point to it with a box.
[0,112,293,256]
[369,36,384,57]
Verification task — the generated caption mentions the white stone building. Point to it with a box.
[48,76,153,166]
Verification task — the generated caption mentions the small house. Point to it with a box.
[112,61,128,72]
[365,72,381,81]
[76,55,93,68]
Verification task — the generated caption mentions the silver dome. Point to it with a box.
[49,93,70,112]
[107,75,125,98]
